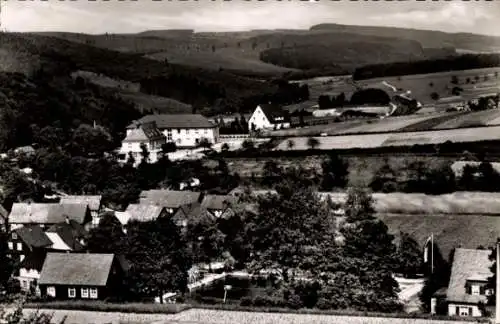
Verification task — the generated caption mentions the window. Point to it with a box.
[16,243,22,251]
[81,288,89,298]
[459,307,470,316]
[12,233,17,239]
[68,288,76,298]
[204,129,208,134]
[47,286,56,297]
[471,285,480,295]
[90,288,98,299]
[8,242,13,250]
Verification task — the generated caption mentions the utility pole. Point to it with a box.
[496,241,500,324]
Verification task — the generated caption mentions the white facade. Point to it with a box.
[448,304,482,317]
[160,127,219,148]
[18,268,41,294]
[248,106,290,131]
[118,132,166,166]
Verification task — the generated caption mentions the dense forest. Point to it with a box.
[0,33,305,115]
[353,54,500,80]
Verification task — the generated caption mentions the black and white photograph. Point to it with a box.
[1,0,500,323]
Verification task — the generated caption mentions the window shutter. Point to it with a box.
[468,307,473,316]
[480,285,485,295]
[465,285,471,294]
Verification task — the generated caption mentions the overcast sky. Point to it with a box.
[2,0,500,36]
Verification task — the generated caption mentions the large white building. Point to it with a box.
[248,104,290,131]
[127,114,219,148]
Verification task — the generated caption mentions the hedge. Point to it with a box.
[24,301,191,314]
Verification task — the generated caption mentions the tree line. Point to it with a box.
[353,54,500,80]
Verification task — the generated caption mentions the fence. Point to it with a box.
[219,134,251,140]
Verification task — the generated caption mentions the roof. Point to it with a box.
[45,232,72,251]
[21,251,47,272]
[124,204,165,223]
[39,253,115,286]
[257,104,290,124]
[123,122,165,142]
[446,248,493,304]
[59,195,102,211]
[9,203,89,225]
[46,220,87,251]
[201,195,239,211]
[173,202,214,224]
[14,225,52,249]
[128,114,216,130]
[139,190,202,209]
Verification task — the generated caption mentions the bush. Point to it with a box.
[286,294,303,310]
[239,296,253,306]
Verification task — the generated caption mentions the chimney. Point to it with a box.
[430,297,436,315]
[65,215,70,224]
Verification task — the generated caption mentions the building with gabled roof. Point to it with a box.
[115,204,167,226]
[446,248,493,317]
[248,104,291,131]
[38,253,126,300]
[8,203,92,231]
[139,190,202,214]
[126,114,219,148]
[59,195,103,227]
[118,121,167,166]
[201,194,239,218]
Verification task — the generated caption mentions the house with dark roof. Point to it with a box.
[59,196,103,227]
[172,202,214,228]
[38,253,126,300]
[118,121,166,166]
[445,248,493,317]
[139,190,202,214]
[11,221,88,293]
[201,194,239,218]
[127,114,219,148]
[248,104,291,131]
[8,203,92,231]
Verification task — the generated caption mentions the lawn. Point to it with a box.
[167,309,484,324]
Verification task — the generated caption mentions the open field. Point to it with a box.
[18,307,486,324]
[146,50,296,75]
[321,191,500,215]
[162,308,484,324]
[275,125,500,151]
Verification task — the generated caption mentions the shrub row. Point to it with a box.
[24,301,191,314]
[218,140,500,159]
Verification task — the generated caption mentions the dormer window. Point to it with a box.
[471,285,480,296]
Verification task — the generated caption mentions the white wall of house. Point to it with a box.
[160,127,219,148]
[248,106,290,131]
[448,303,482,317]
[248,106,272,130]
[118,139,164,165]
[18,268,41,293]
